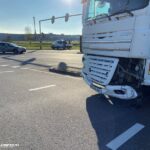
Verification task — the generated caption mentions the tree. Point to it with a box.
[24,26,33,45]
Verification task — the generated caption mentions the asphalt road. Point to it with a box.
[0,51,150,150]
[1,50,83,70]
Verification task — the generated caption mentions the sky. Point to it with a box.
[0,0,82,34]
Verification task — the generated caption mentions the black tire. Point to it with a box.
[2,50,5,54]
[14,49,19,55]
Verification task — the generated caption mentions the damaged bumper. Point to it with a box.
[82,71,138,100]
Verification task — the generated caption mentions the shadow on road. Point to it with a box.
[86,94,150,150]
[2,56,52,69]
[2,57,81,77]
[21,58,36,65]
[49,62,81,77]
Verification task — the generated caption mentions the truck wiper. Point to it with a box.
[111,10,134,18]
[95,13,111,21]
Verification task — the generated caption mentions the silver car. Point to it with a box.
[0,42,26,54]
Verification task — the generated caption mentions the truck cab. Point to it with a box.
[82,0,150,100]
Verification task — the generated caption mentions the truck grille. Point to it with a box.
[83,55,119,86]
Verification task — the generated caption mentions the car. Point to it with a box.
[0,42,26,54]
[51,40,72,50]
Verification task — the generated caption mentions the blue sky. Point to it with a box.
[0,0,82,34]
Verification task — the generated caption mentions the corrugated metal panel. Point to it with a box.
[83,55,119,85]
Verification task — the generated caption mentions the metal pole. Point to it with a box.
[33,16,37,39]
[39,21,42,50]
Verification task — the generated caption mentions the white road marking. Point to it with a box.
[106,123,145,150]
[0,64,9,67]
[65,76,82,80]
[11,66,20,69]
[29,85,56,92]
[20,67,30,70]
[0,71,14,74]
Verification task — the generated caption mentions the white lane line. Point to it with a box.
[11,66,20,69]
[65,76,82,80]
[106,123,145,150]
[29,85,56,92]
[0,71,14,74]
[0,64,9,67]
[21,67,30,70]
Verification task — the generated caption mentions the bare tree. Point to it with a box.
[25,26,33,45]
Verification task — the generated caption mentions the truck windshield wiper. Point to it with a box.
[95,13,111,21]
[111,9,134,18]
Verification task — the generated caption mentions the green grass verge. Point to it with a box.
[13,41,80,50]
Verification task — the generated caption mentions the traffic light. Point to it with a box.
[65,13,69,22]
[51,16,55,24]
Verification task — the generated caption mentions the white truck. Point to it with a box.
[82,0,150,101]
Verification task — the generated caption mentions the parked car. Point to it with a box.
[51,40,72,50]
[0,42,26,54]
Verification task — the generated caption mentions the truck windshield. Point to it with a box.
[86,0,149,20]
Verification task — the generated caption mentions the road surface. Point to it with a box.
[0,50,149,150]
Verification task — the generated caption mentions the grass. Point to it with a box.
[13,41,80,50]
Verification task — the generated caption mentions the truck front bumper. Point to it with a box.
[82,71,138,100]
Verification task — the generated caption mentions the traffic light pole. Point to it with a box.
[39,21,42,50]
[39,18,53,50]
[38,13,82,50]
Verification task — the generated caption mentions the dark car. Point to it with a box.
[0,42,26,54]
